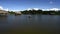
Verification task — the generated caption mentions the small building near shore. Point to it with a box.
[15,11,21,15]
[0,10,8,16]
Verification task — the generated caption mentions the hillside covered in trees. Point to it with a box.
[8,9,60,15]
[21,9,60,15]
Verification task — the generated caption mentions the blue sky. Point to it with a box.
[0,0,60,11]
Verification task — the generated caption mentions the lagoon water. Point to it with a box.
[0,14,60,34]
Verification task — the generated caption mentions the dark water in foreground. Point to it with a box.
[0,14,60,34]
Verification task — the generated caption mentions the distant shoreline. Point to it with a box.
[8,9,60,15]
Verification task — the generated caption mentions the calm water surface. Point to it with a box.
[0,14,60,34]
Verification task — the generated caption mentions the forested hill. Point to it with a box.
[21,9,60,15]
[8,9,60,15]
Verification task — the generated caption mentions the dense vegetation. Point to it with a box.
[21,9,60,15]
[8,9,60,15]
[8,11,15,14]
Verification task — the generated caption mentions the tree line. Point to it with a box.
[8,9,60,15]
[21,9,60,15]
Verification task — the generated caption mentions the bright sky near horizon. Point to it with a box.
[0,0,60,11]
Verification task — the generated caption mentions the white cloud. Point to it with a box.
[42,8,60,11]
[27,8,32,10]
[3,8,9,11]
[27,8,60,11]
[33,8,39,10]
[0,6,9,11]
[42,9,48,11]
[8,9,23,12]
[50,8,60,11]
[0,6,3,10]
[27,8,39,11]
[0,6,60,11]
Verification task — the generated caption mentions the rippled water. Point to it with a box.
[0,14,60,34]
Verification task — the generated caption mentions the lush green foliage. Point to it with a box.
[8,9,60,15]
[8,11,15,14]
[21,9,60,15]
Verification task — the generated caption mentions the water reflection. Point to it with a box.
[0,15,60,34]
